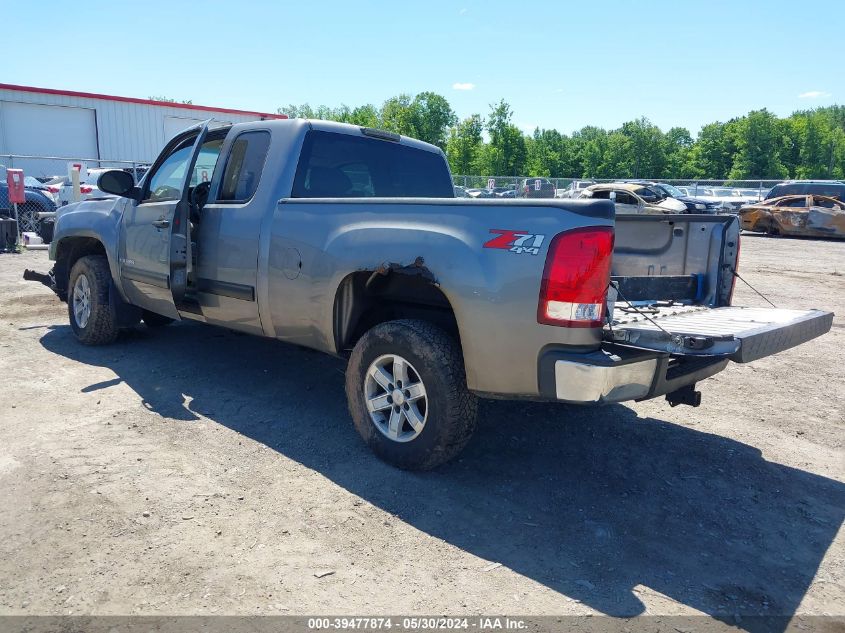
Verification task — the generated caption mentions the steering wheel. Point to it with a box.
[152,185,181,200]
[190,181,212,223]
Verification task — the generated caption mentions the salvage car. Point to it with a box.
[25,120,833,470]
[739,195,845,238]
[579,183,688,214]
[627,181,719,213]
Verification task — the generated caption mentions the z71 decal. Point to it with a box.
[483,229,546,255]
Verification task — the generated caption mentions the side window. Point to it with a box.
[776,196,806,208]
[218,131,271,202]
[145,144,194,202]
[192,139,224,187]
[616,192,637,205]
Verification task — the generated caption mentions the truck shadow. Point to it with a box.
[40,322,845,625]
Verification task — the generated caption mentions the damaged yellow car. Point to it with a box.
[739,195,845,239]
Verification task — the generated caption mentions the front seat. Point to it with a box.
[306,167,353,197]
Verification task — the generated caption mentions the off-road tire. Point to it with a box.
[67,255,119,345]
[142,310,174,328]
[346,319,477,470]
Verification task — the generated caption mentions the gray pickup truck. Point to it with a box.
[26,119,833,470]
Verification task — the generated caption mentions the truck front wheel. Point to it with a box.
[345,319,477,470]
[67,255,119,345]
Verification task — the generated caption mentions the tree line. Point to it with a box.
[279,96,845,181]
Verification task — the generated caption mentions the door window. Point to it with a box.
[218,131,271,202]
[775,196,807,208]
[145,144,194,202]
[143,138,224,202]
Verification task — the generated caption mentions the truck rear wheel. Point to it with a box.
[345,319,477,470]
[67,255,119,345]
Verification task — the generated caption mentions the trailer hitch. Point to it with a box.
[666,384,702,408]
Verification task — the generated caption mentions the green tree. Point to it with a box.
[381,94,418,137]
[410,92,457,149]
[664,127,694,179]
[445,115,484,175]
[688,122,733,179]
[728,109,788,179]
[485,100,526,175]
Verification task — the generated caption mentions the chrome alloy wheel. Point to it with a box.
[364,354,428,442]
[72,273,92,329]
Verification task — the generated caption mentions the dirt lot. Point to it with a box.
[0,235,842,621]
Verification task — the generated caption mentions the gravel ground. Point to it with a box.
[0,235,842,620]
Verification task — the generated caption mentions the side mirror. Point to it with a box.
[609,191,617,202]
[97,170,138,200]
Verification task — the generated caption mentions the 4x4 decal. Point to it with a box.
[483,229,546,255]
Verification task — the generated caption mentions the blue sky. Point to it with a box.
[6,0,842,136]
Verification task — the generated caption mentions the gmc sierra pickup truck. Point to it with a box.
[26,119,833,470]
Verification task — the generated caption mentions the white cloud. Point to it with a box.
[452,82,475,91]
[552,88,564,94]
[798,91,831,99]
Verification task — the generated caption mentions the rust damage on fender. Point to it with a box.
[739,195,845,239]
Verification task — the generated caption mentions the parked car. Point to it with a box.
[465,188,496,198]
[764,180,845,201]
[520,177,555,198]
[49,168,119,206]
[25,119,832,470]
[679,186,746,213]
[491,185,517,198]
[0,165,58,233]
[555,180,595,199]
[453,185,470,198]
[739,195,845,239]
[579,183,688,214]
[628,181,719,213]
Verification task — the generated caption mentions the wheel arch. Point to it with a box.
[332,263,460,355]
[53,236,111,298]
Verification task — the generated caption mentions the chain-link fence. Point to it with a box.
[453,175,782,199]
[0,154,151,235]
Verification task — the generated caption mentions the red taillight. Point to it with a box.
[47,186,60,193]
[80,185,93,194]
[537,226,614,327]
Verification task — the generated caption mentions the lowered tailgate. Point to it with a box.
[606,305,833,363]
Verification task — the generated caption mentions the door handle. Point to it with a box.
[152,219,170,229]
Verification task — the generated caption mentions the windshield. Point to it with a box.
[659,183,684,197]
[24,176,43,188]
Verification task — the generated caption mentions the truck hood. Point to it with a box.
[57,196,122,219]
[657,197,688,212]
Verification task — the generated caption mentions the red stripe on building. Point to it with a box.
[0,83,287,119]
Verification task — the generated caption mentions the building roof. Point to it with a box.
[0,83,287,120]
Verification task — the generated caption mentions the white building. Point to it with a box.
[0,83,285,177]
